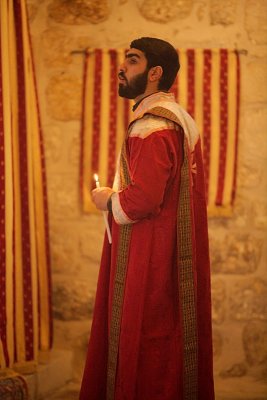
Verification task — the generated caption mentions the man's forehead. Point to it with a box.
[125,48,145,58]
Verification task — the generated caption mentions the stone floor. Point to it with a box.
[48,381,80,400]
[214,375,267,400]
[44,376,267,400]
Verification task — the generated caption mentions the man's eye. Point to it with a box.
[129,58,137,64]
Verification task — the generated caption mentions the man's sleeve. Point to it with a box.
[111,127,179,225]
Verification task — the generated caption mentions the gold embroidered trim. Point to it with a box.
[106,224,131,400]
[106,140,132,400]
[178,138,198,400]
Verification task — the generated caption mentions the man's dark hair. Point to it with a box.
[130,37,180,91]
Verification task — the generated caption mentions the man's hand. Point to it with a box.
[91,187,115,211]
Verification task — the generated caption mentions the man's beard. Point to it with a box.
[118,69,149,99]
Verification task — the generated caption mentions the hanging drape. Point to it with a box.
[80,48,240,216]
[0,0,52,372]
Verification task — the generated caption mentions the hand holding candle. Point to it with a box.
[93,174,112,244]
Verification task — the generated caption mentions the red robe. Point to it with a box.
[80,92,214,400]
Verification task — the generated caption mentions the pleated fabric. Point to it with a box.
[0,0,52,371]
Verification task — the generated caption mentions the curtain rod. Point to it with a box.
[70,48,248,55]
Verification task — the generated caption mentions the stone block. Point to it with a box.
[53,319,92,381]
[213,329,223,360]
[41,28,73,68]
[71,330,91,381]
[220,362,247,378]
[215,374,267,399]
[79,216,105,263]
[242,58,267,104]
[41,28,89,68]
[47,174,79,219]
[229,278,267,321]
[243,321,267,367]
[50,223,79,274]
[24,350,73,400]
[239,107,267,162]
[245,0,267,44]
[46,74,82,121]
[53,320,91,350]
[48,382,81,400]
[210,0,237,26]
[137,0,193,23]
[43,125,63,164]
[52,278,95,321]
[251,202,267,230]
[195,1,208,22]
[68,134,80,166]
[210,233,262,274]
[48,0,110,25]
[211,279,226,324]
[238,157,263,190]
[37,350,73,397]
[43,125,81,172]
[231,197,252,229]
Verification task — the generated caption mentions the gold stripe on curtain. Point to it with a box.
[1,0,15,368]
[223,51,238,207]
[21,0,51,352]
[209,49,220,210]
[80,48,240,216]
[0,0,52,371]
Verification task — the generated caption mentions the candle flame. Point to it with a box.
[94,173,99,182]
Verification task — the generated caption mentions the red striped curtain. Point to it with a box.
[81,48,240,215]
[0,0,52,371]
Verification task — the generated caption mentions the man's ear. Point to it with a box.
[148,66,163,82]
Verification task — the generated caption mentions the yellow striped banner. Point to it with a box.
[0,0,52,371]
[81,48,240,215]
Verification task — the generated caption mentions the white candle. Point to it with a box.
[94,174,112,244]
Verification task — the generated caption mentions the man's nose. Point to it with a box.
[119,61,126,72]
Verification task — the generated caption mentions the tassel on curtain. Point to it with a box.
[80,48,240,216]
[0,0,52,373]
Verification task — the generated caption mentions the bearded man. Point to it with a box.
[80,37,215,400]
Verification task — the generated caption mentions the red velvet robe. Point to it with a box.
[80,92,214,400]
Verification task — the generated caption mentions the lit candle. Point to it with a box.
[94,173,100,189]
[93,174,112,244]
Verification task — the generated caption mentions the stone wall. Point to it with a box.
[28,0,267,387]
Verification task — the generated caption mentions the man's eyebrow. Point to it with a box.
[125,52,141,59]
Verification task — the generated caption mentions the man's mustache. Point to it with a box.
[118,71,127,81]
